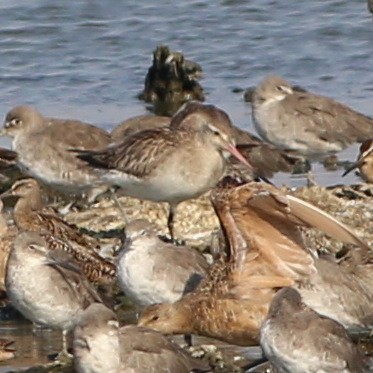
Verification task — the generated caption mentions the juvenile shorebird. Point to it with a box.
[343,139,373,183]
[261,287,368,373]
[1,179,116,284]
[73,303,209,373]
[0,200,17,292]
[1,105,111,202]
[251,75,373,157]
[116,219,208,306]
[75,101,253,237]
[138,179,372,345]
[112,113,301,180]
[6,231,102,358]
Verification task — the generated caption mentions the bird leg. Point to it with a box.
[167,204,177,239]
[110,188,128,224]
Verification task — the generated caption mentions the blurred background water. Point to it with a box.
[0,1,372,369]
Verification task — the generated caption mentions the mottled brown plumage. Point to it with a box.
[76,102,253,237]
[139,180,372,345]
[0,200,17,292]
[1,179,116,284]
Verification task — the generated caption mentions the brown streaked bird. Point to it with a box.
[73,303,210,373]
[251,75,373,157]
[6,231,102,358]
[138,179,372,345]
[1,178,116,284]
[1,105,111,202]
[112,111,304,182]
[0,339,15,362]
[112,113,302,180]
[75,101,253,238]
[116,219,209,306]
[0,200,17,292]
[261,288,368,373]
[343,139,373,183]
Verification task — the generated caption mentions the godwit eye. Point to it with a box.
[151,315,159,321]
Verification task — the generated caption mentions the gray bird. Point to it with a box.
[251,75,373,157]
[73,302,210,373]
[6,231,101,358]
[116,219,209,306]
[1,105,111,202]
[261,287,368,373]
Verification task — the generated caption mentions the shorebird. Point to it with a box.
[116,219,209,306]
[138,179,372,345]
[0,200,17,292]
[261,287,368,373]
[343,139,373,183]
[112,113,302,180]
[251,75,373,157]
[1,178,116,284]
[0,339,15,362]
[73,302,210,373]
[75,101,253,237]
[6,231,102,358]
[1,105,111,202]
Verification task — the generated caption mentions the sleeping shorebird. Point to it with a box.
[1,178,116,284]
[251,75,373,157]
[1,105,111,202]
[73,303,210,373]
[6,231,102,359]
[75,101,253,238]
[138,179,372,345]
[343,139,373,183]
[261,287,368,373]
[116,219,209,306]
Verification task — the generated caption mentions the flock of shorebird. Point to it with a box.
[0,74,372,372]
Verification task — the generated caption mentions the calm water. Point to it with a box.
[0,0,372,370]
